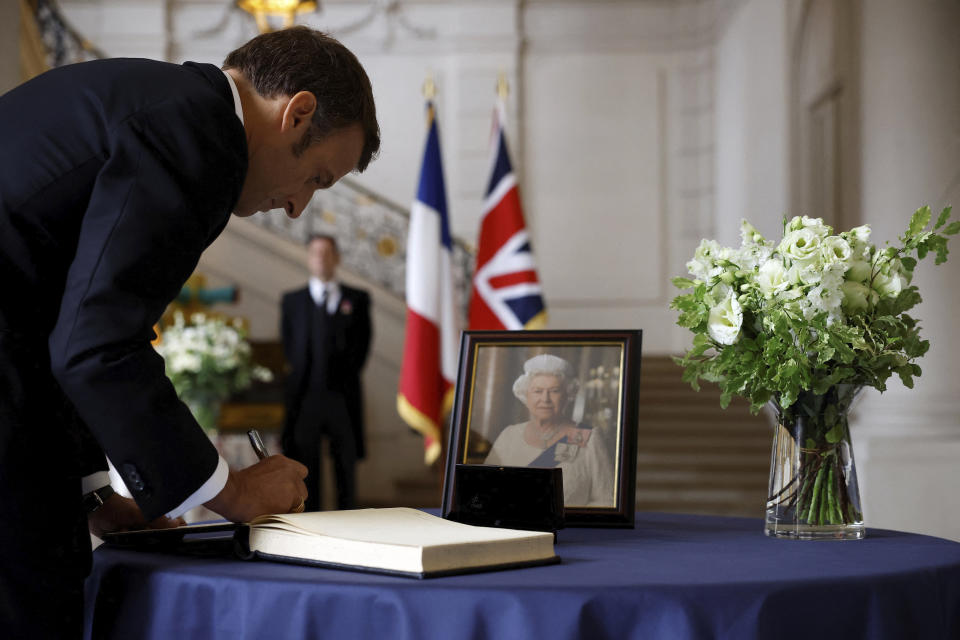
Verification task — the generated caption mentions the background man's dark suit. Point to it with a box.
[0,58,246,636]
[281,284,371,510]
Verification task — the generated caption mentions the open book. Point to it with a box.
[103,507,558,578]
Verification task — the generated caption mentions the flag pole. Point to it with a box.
[496,71,509,100]
[421,71,448,489]
[423,72,436,101]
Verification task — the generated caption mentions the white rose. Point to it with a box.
[821,236,852,265]
[872,271,903,298]
[755,259,790,298]
[842,225,872,257]
[787,215,831,237]
[706,282,734,310]
[779,228,823,266]
[707,293,743,345]
[846,258,872,283]
[847,224,871,243]
[841,280,875,313]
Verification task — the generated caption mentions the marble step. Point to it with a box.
[636,468,769,489]
[637,451,770,471]
[637,435,770,453]
[635,486,765,504]
[638,423,772,437]
[635,502,765,518]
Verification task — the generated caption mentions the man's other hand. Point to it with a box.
[204,455,308,523]
[88,493,186,539]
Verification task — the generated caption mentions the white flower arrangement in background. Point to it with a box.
[154,310,273,431]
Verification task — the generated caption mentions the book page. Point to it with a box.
[251,507,551,549]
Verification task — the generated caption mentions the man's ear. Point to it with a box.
[280,91,317,133]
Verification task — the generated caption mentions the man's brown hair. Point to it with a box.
[223,26,380,172]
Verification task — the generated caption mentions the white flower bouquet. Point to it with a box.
[672,206,957,410]
[671,206,957,536]
[154,310,273,432]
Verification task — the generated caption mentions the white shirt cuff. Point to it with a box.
[165,456,230,519]
[81,471,112,495]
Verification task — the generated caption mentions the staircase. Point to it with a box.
[635,357,773,518]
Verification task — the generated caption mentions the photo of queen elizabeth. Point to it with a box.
[483,354,616,508]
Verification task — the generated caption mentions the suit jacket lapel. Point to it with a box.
[329,286,348,323]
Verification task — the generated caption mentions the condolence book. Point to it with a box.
[103,507,559,578]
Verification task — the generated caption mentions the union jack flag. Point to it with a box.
[468,100,547,330]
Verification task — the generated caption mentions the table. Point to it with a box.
[83,512,960,640]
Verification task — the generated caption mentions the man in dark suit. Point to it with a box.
[282,234,372,511]
[0,27,379,638]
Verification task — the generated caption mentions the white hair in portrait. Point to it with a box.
[512,354,580,402]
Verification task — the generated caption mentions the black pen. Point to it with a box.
[247,429,269,460]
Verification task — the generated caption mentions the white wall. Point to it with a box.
[714,0,788,244]
[522,1,715,351]
[853,0,960,541]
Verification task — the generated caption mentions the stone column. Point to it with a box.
[854,0,960,541]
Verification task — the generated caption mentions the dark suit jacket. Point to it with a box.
[281,284,372,459]
[0,58,248,519]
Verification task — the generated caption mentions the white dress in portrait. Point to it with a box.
[483,423,616,508]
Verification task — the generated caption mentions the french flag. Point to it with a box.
[468,99,547,331]
[397,101,460,464]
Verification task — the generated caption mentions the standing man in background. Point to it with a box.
[282,234,372,511]
[0,26,378,638]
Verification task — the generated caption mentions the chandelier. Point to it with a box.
[236,0,319,33]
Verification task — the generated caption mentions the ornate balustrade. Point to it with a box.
[250,177,474,310]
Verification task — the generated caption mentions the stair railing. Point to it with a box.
[249,177,475,311]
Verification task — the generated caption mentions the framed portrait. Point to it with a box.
[441,330,642,528]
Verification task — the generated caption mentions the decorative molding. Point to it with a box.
[547,299,676,309]
[523,0,744,54]
[657,66,671,304]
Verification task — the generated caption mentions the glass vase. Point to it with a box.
[765,384,864,540]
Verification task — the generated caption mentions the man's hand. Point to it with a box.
[88,493,186,539]
[204,454,308,523]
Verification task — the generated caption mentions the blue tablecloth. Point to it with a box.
[84,512,960,640]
